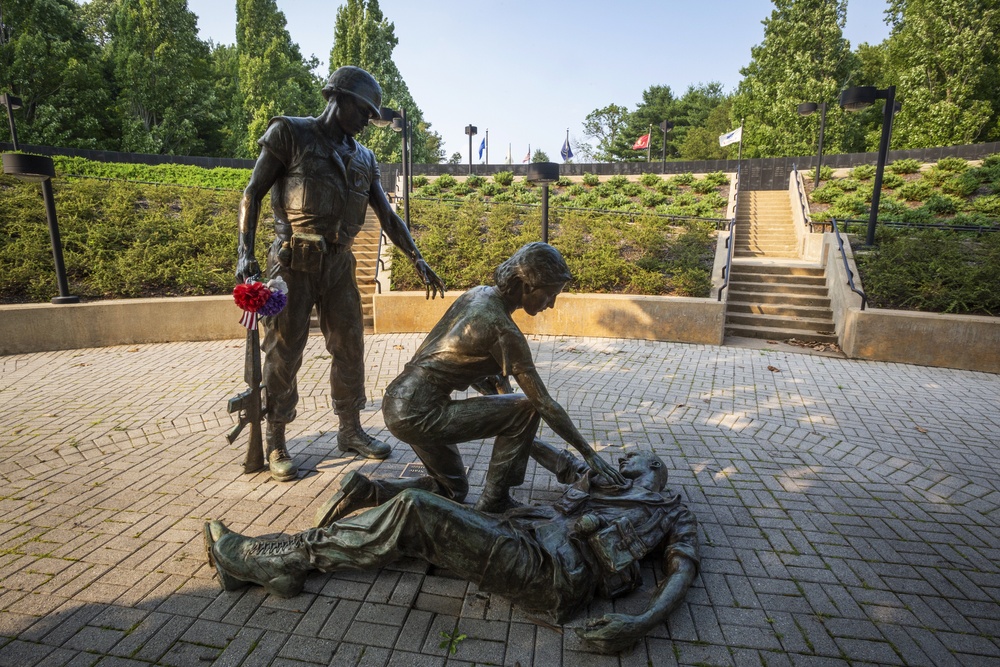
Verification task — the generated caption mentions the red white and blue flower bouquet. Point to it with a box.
[233,276,288,330]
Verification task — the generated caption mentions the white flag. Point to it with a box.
[718,126,743,147]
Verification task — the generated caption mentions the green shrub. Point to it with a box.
[606,175,629,188]
[921,167,948,187]
[703,171,730,186]
[828,194,869,218]
[621,182,644,197]
[936,157,968,173]
[971,194,1000,217]
[850,164,876,180]
[810,183,841,204]
[480,182,500,197]
[567,184,586,196]
[412,175,429,188]
[416,183,441,197]
[941,173,980,198]
[555,176,573,187]
[435,173,457,189]
[809,165,834,182]
[452,183,471,196]
[880,173,905,189]
[982,153,1000,167]
[639,190,667,208]
[465,174,485,188]
[668,173,694,186]
[898,180,934,202]
[582,173,600,186]
[493,171,514,186]
[888,158,921,174]
[925,194,962,215]
[691,178,719,194]
[639,172,662,187]
[656,181,679,196]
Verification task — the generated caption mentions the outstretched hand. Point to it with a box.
[584,451,626,486]
[575,613,646,654]
[414,259,445,299]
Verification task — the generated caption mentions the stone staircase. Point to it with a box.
[310,207,383,333]
[725,262,837,343]
[734,191,798,258]
[725,191,837,343]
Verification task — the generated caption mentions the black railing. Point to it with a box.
[718,165,740,301]
[831,218,867,310]
[791,164,821,232]
[830,217,1000,235]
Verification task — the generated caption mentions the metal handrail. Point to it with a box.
[831,218,867,310]
[717,165,740,301]
[828,217,1000,234]
[791,164,819,232]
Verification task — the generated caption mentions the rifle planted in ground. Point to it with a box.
[226,327,266,473]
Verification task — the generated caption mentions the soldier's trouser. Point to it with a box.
[262,247,366,424]
[304,489,590,619]
[382,372,541,502]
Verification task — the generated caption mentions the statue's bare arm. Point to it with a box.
[236,149,284,282]
[368,180,445,299]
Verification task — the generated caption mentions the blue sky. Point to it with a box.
[186,0,892,162]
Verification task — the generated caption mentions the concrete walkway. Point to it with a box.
[1,334,998,666]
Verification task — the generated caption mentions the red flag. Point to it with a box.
[632,134,651,150]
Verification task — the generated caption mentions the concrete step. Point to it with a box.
[728,281,829,296]
[726,302,833,319]
[730,264,824,277]
[729,273,826,286]
[726,311,834,332]
[724,322,838,343]
[727,290,831,308]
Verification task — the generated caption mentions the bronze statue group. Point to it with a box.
[211,66,699,654]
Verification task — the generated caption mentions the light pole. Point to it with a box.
[2,92,21,150]
[2,93,79,304]
[526,162,559,243]
[839,86,897,246]
[465,124,477,175]
[372,106,410,227]
[797,101,827,189]
[659,120,673,172]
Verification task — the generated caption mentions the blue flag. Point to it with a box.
[478,137,486,160]
[561,136,573,161]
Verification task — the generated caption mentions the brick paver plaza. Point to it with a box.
[1,333,998,666]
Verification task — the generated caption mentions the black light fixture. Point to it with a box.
[465,125,477,175]
[797,101,828,189]
[839,85,898,246]
[372,106,410,227]
[659,120,674,172]
[2,92,78,303]
[526,162,559,243]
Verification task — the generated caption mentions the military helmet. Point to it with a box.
[323,66,382,118]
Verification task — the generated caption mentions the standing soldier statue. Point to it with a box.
[235,66,445,482]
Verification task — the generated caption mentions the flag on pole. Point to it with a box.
[632,133,651,150]
[478,137,486,160]
[718,126,743,147]
[522,149,530,163]
[505,144,512,165]
[561,136,573,161]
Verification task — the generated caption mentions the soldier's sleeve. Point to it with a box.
[663,503,700,571]
[257,118,294,168]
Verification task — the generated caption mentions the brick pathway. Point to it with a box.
[1,334,998,666]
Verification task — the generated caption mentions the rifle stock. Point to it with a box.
[226,327,266,474]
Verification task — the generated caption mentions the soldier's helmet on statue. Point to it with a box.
[323,66,382,118]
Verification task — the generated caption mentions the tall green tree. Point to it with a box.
[95,0,221,154]
[236,0,322,157]
[614,83,729,161]
[880,0,1000,147]
[678,98,735,160]
[329,0,442,163]
[581,103,630,162]
[0,0,109,148]
[731,0,855,158]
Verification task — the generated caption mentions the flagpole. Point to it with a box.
[647,124,652,162]
[485,129,489,166]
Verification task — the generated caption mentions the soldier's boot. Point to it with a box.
[204,520,310,598]
[314,471,438,527]
[337,411,391,460]
[474,481,524,514]
[266,422,298,482]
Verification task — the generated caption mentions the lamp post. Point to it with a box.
[526,162,559,243]
[465,124,477,175]
[839,85,897,246]
[2,93,78,304]
[797,101,827,188]
[2,92,21,150]
[659,120,673,172]
[373,106,410,227]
